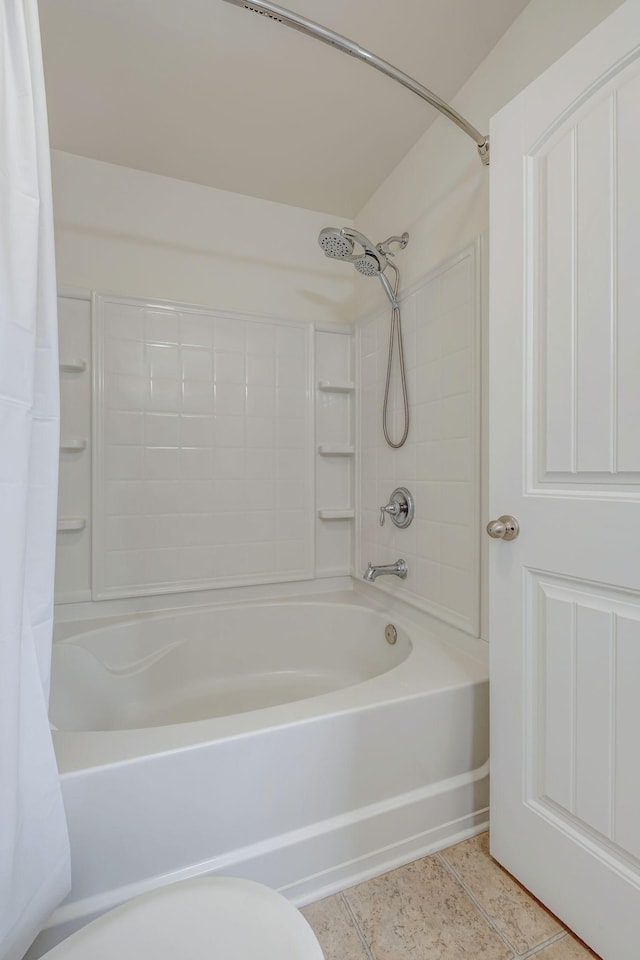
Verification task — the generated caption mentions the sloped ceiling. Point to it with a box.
[38,0,529,216]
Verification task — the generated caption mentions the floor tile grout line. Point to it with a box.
[340,891,376,960]
[438,853,569,960]
[520,931,569,959]
[436,853,518,957]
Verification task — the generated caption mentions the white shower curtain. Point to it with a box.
[0,2,71,959]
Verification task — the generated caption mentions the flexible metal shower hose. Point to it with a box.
[382,262,409,448]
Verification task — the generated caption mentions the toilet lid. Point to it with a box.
[40,878,325,959]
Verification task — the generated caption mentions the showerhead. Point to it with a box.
[354,253,382,277]
[318,226,404,309]
[318,227,354,260]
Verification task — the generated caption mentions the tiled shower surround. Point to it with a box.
[93,295,313,598]
[357,243,480,635]
[55,292,354,603]
[55,243,480,616]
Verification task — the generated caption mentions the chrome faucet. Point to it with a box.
[363,559,408,582]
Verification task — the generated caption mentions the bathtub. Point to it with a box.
[35,587,489,955]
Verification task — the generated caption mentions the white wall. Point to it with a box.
[51,150,354,325]
[353,0,623,639]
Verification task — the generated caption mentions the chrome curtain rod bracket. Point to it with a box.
[221,0,490,165]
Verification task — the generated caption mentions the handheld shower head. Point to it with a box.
[316,222,410,448]
[318,227,400,308]
[354,252,383,277]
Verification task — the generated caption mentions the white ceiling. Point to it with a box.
[38,0,529,217]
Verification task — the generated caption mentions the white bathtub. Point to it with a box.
[49,602,412,731]
[36,587,489,956]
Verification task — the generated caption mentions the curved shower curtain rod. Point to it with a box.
[220,0,490,165]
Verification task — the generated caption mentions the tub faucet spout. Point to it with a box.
[363,559,408,582]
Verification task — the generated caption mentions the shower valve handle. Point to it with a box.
[379,487,415,528]
[380,503,401,526]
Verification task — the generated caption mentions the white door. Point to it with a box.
[489,3,640,958]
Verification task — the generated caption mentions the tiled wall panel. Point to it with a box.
[357,244,480,635]
[93,294,314,599]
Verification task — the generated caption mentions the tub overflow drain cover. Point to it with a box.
[385,624,398,645]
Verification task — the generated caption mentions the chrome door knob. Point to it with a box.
[486,515,519,541]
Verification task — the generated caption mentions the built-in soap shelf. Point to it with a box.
[317,509,355,520]
[318,444,354,456]
[60,437,87,452]
[318,380,355,393]
[59,358,87,373]
[57,517,87,532]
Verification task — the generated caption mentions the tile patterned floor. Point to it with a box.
[300,832,600,960]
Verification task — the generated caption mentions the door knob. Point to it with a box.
[486,515,519,541]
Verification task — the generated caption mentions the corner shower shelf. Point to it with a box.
[60,438,87,452]
[317,509,355,520]
[57,517,87,532]
[318,444,355,456]
[318,380,355,393]
[59,358,87,373]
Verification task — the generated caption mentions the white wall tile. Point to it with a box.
[277,540,306,572]
[277,325,306,357]
[145,310,180,345]
[278,419,306,449]
[109,374,148,411]
[182,347,213,381]
[215,351,245,384]
[106,445,145,480]
[245,417,274,448]
[277,479,307,511]
[104,480,145,515]
[278,510,306,541]
[106,410,144,445]
[276,387,306,419]
[214,318,245,353]
[144,446,179,480]
[180,415,212,447]
[246,354,275,386]
[180,315,213,348]
[179,447,213,479]
[148,343,181,378]
[245,478,276,510]
[213,382,244,416]
[106,303,144,342]
[145,413,180,446]
[214,415,246,448]
[246,323,276,356]
[106,337,146,377]
[245,542,278,576]
[245,449,276,480]
[246,384,275,417]
[93,295,314,599]
[213,448,246,480]
[148,377,180,412]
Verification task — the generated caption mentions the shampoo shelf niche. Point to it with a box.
[318,444,354,456]
[317,509,355,520]
[59,358,87,373]
[57,518,87,533]
[318,380,355,393]
[60,438,87,452]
